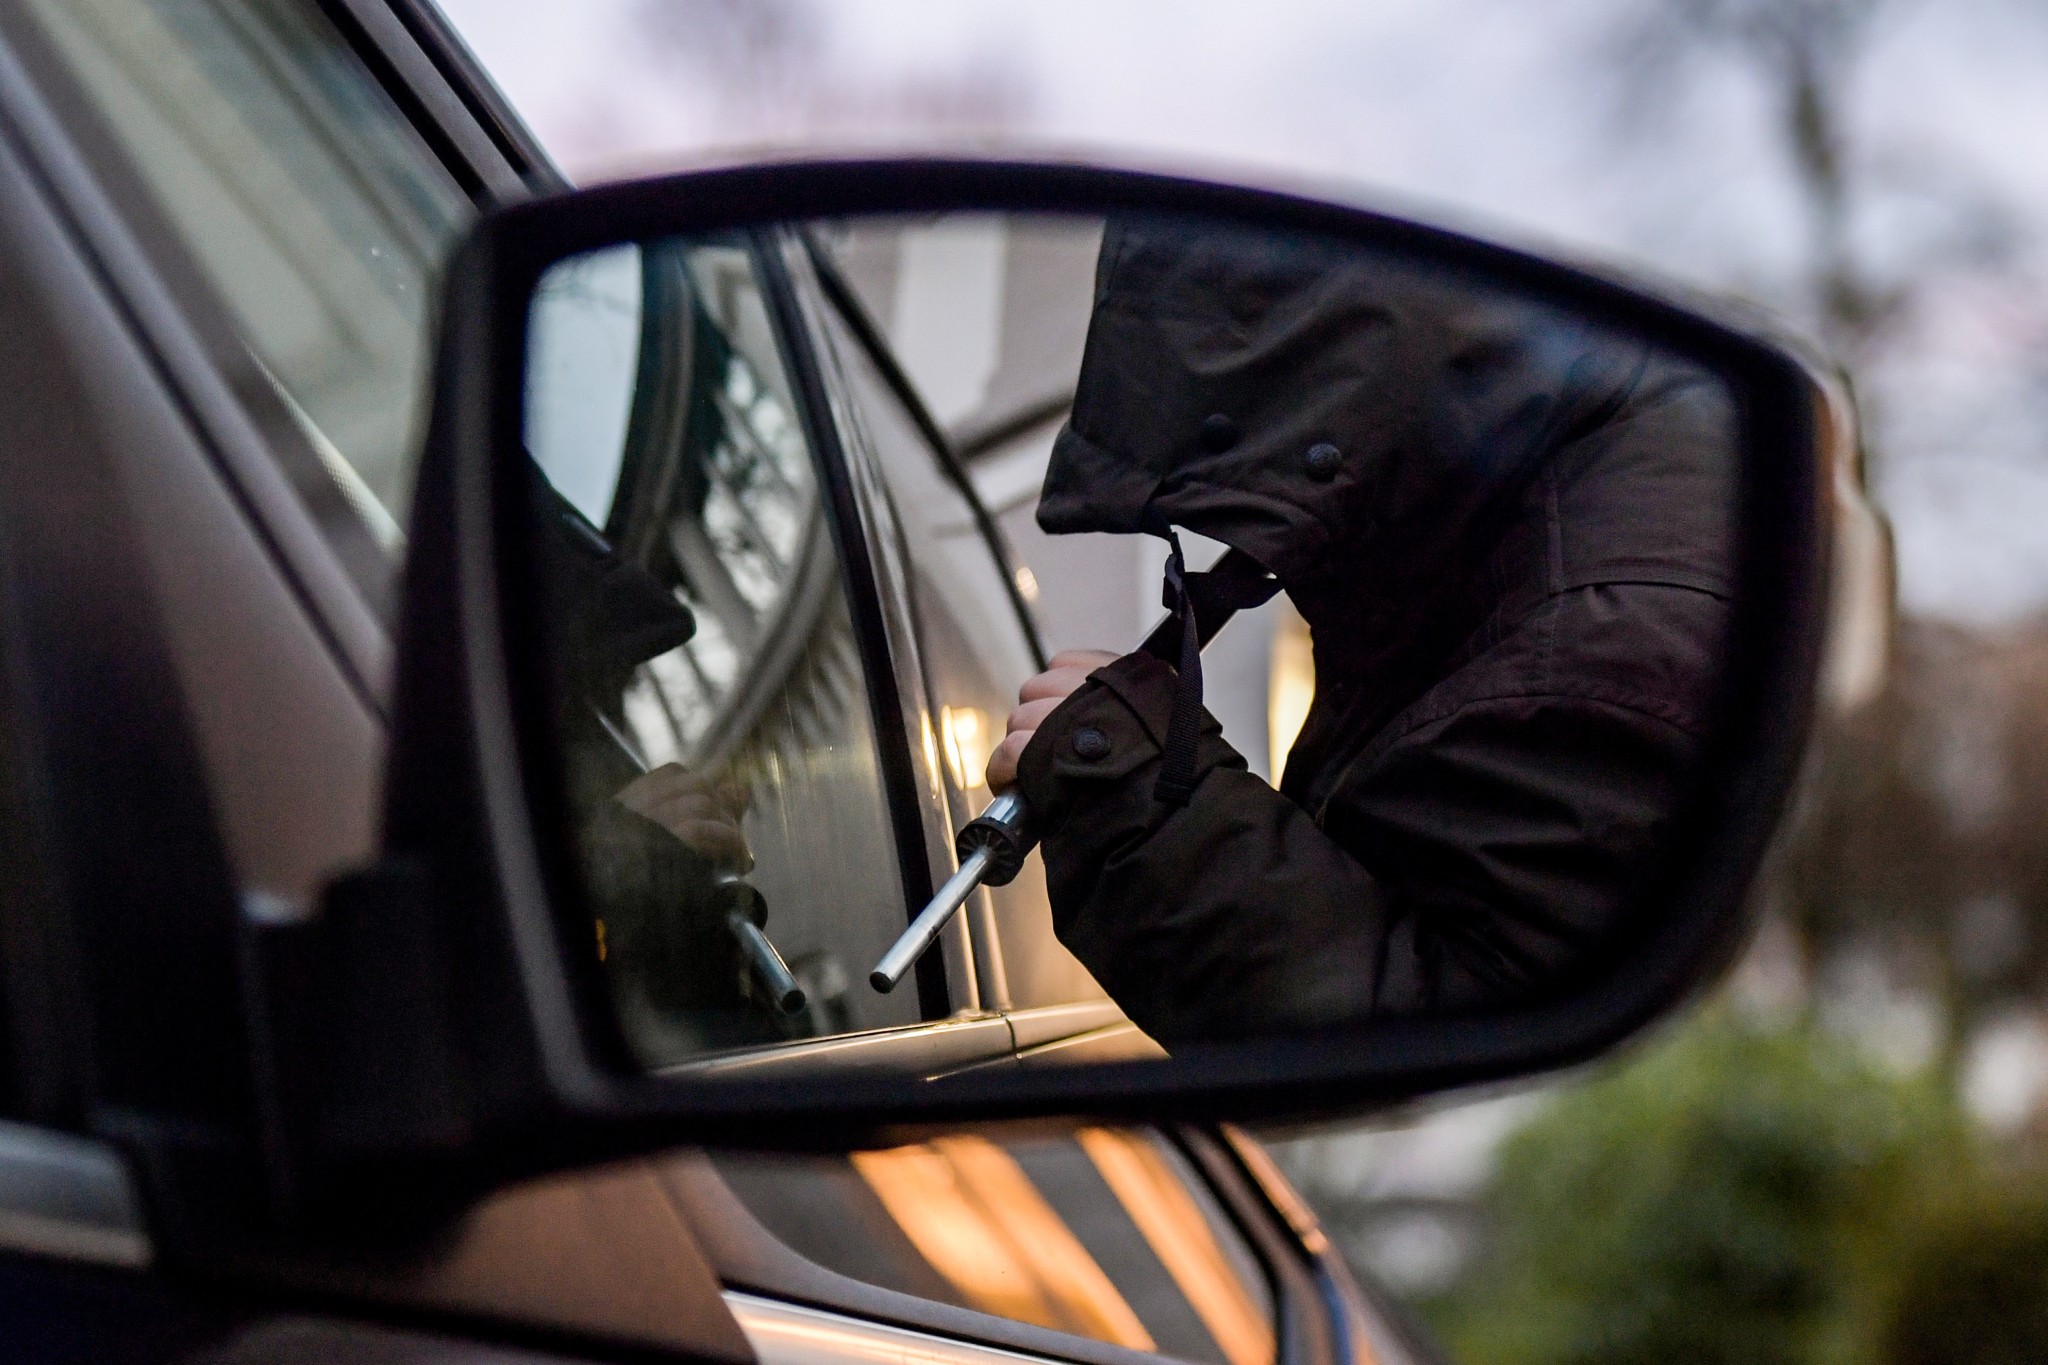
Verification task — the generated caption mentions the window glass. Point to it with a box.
[529,237,919,1068]
[19,0,469,589]
[712,1129,1277,1365]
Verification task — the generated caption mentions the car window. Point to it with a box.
[528,236,922,1066]
[802,251,1109,1011]
[17,0,470,599]
[711,1128,1276,1365]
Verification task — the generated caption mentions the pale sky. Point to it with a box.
[440,0,2048,627]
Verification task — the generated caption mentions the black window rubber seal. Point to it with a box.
[752,228,954,1021]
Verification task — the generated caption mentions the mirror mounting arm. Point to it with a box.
[235,859,490,1231]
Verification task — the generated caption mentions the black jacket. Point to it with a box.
[1017,219,1736,1044]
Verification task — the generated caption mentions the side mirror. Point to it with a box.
[248,160,1839,1226]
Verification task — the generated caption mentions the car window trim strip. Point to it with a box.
[730,1290,1122,1365]
[314,0,522,198]
[345,0,564,194]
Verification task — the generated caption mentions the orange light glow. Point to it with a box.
[1079,1129,1276,1365]
[1221,1127,1330,1257]
[940,705,993,792]
[851,1137,1155,1349]
[920,711,945,793]
[1267,601,1314,781]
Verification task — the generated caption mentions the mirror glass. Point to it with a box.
[520,211,1742,1074]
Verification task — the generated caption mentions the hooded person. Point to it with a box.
[996,217,1737,1045]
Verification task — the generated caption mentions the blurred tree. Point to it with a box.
[1610,0,1908,359]
[1767,621,2048,1071]
[1433,1011,1977,1365]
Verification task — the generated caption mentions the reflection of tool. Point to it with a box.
[869,549,1274,994]
[714,874,806,1015]
[600,719,803,1015]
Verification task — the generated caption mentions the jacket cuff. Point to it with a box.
[1015,652,1237,834]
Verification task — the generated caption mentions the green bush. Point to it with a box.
[1430,1011,1978,1365]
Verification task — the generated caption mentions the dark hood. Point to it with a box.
[1041,216,1736,687]
[531,460,698,704]
[1044,218,1684,583]
[1015,219,1745,1037]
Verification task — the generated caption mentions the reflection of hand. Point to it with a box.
[987,649,1121,792]
[614,764,753,872]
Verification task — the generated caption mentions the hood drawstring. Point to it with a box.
[1145,528,1280,807]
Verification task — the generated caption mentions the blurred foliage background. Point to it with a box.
[1398,1016,2046,1365]
[1278,1006,2048,1364]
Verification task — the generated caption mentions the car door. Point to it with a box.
[0,0,1089,1083]
[733,230,1438,1365]
[520,220,1139,1069]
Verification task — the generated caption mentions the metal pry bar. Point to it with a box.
[868,847,993,994]
[869,791,1033,992]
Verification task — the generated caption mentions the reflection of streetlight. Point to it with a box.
[1267,601,1314,781]
[941,705,993,791]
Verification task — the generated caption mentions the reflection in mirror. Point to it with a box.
[523,211,1739,1070]
[527,234,918,1069]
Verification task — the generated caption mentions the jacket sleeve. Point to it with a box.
[1015,652,1388,1042]
[1016,584,1720,1044]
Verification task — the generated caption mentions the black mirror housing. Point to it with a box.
[245,159,1839,1226]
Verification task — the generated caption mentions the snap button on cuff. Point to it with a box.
[1071,726,1113,760]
